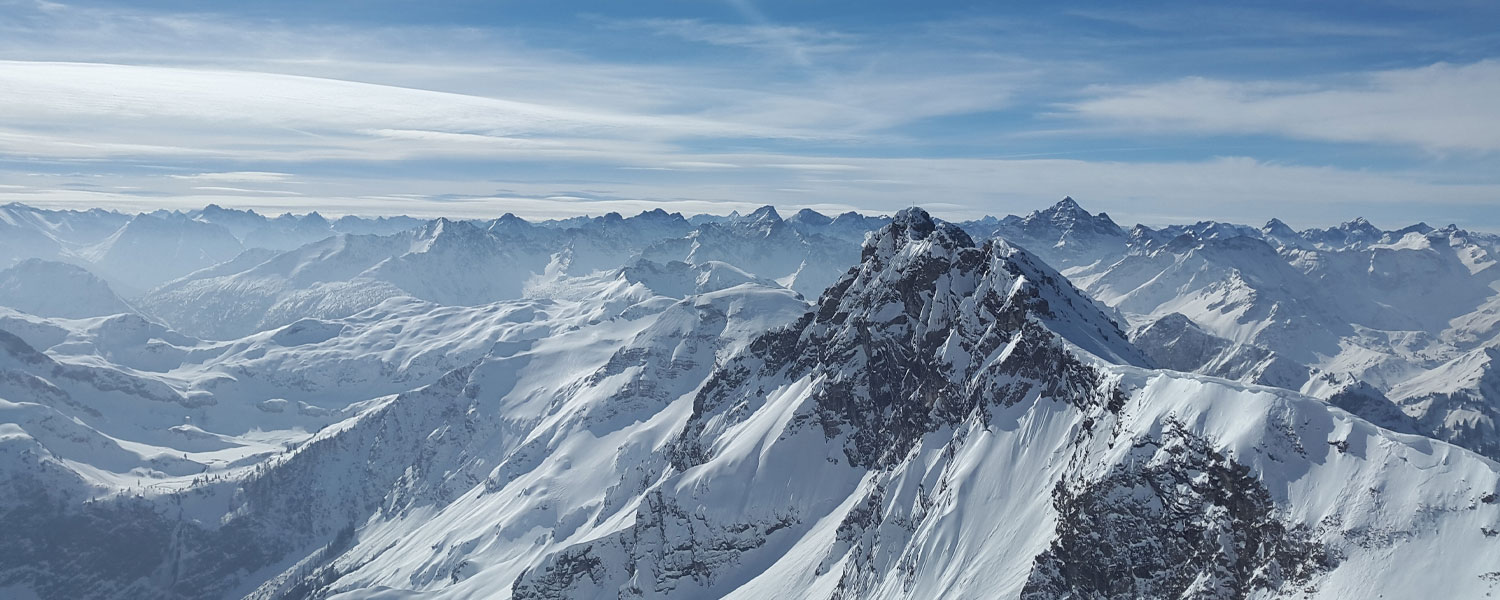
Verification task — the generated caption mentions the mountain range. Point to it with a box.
[1,199,1498,599]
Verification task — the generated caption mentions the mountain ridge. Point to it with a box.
[2,200,1500,599]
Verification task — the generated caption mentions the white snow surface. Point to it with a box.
[0,201,1498,599]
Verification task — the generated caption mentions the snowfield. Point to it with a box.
[0,201,1498,599]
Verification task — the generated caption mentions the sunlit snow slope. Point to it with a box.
[1,207,1496,600]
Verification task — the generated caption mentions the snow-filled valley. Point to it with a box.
[2,200,1499,599]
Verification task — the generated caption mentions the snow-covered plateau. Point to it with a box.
[1,200,1498,599]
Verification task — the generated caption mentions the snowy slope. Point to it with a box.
[140,208,849,340]
[137,220,555,339]
[0,264,811,599]
[2,201,1500,600]
[499,207,1500,600]
[1129,312,1308,389]
[0,203,130,247]
[1033,199,1500,461]
[82,212,246,295]
[640,206,862,299]
[0,259,134,319]
[1072,233,1346,367]
[0,204,133,269]
[1388,347,1500,459]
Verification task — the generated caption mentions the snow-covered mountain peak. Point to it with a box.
[667,205,1140,475]
[197,203,259,219]
[634,207,684,223]
[83,211,244,294]
[891,204,936,231]
[1297,216,1389,250]
[418,215,460,234]
[860,206,971,260]
[830,210,865,223]
[728,205,785,236]
[1032,196,1122,234]
[1127,223,1168,247]
[990,197,1128,270]
[1342,216,1378,232]
[1163,220,1264,241]
[485,212,534,239]
[411,217,492,251]
[1263,217,1293,233]
[842,207,1143,365]
[788,207,832,227]
[1051,195,1083,213]
[680,208,1142,439]
[744,204,782,224]
[1261,217,1300,246]
[0,259,133,319]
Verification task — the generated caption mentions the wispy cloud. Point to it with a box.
[664,161,741,169]
[1063,60,1500,152]
[764,163,863,171]
[613,17,857,60]
[169,171,294,183]
[190,186,302,196]
[1065,6,1410,40]
[0,59,838,167]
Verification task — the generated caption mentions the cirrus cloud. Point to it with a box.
[1064,60,1500,152]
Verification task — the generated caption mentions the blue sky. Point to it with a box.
[1,0,1498,229]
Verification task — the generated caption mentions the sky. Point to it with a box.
[0,0,1498,229]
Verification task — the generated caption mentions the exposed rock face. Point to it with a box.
[514,209,1348,599]
[675,207,1143,470]
[513,207,1149,598]
[0,365,479,600]
[512,488,798,600]
[1021,421,1335,599]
